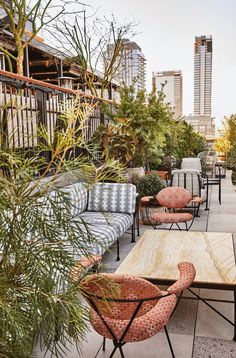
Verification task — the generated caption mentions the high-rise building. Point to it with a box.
[184,115,216,137]
[152,70,183,119]
[194,35,212,117]
[105,39,146,93]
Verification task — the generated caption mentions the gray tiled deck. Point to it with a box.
[40,171,236,357]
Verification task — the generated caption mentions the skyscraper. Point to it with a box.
[194,35,213,117]
[152,70,183,119]
[105,39,146,93]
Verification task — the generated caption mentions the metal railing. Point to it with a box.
[0,70,112,164]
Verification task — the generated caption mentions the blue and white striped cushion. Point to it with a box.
[78,211,133,237]
[88,183,136,214]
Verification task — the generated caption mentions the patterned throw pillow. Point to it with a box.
[87,183,137,214]
[60,182,88,216]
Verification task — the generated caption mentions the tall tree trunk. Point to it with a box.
[16,44,24,76]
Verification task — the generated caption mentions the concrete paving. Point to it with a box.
[38,171,236,357]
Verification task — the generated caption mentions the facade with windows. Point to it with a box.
[184,115,216,137]
[152,70,183,119]
[194,35,212,117]
[105,39,146,93]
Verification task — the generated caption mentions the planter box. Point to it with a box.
[127,167,145,181]
[231,171,236,185]
[139,202,164,226]
[145,170,169,182]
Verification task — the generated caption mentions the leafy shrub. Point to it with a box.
[135,173,165,198]
[226,143,236,171]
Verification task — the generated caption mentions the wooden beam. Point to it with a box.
[29,60,54,66]
[31,71,58,75]
[0,69,113,103]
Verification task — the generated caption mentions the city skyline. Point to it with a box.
[89,0,236,128]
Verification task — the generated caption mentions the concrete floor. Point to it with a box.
[40,171,236,358]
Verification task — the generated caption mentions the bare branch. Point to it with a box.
[50,9,137,98]
[0,0,85,74]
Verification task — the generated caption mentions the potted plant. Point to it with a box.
[214,137,231,161]
[92,118,137,165]
[135,173,165,225]
[225,143,236,185]
[91,117,141,182]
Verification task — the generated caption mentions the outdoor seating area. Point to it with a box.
[65,170,236,358]
[0,3,236,356]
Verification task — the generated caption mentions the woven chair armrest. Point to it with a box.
[167,262,196,294]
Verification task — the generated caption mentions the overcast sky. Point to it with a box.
[86,0,236,127]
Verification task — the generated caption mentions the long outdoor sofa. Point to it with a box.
[48,182,137,261]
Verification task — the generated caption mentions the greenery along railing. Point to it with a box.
[0,70,113,165]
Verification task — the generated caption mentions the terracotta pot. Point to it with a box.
[218,155,226,161]
[127,167,145,181]
[145,170,169,181]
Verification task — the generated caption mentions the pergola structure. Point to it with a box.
[0,11,120,99]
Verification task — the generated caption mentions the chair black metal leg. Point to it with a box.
[136,212,140,236]
[164,326,175,358]
[195,203,200,217]
[135,198,140,237]
[116,239,120,261]
[169,223,174,231]
[102,337,106,351]
[219,180,221,205]
[109,345,118,358]
[205,182,209,210]
[175,223,182,231]
[131,223,135,243]
[187,218,195,231]
[119,345,125,358]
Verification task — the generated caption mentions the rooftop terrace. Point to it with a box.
[40,171,236,358]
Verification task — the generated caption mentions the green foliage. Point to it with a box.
[92,117,138,165]
[114,85,174,168]
[100,85,206,170]
[0,97,124,357]
[135,173,165,198]
[231,171,236,185]
[214,137,231,156]
[226,143,236,171]
[165,120,206,165]
[225,114,236,146]
[213,114,236,163]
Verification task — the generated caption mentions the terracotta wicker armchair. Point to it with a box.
[81,262,196,358]
[150,186,195,230]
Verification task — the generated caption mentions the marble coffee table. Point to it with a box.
[116,230,236,340]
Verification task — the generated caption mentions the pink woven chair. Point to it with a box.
[151,187,195,231]
[81,262,196,358]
